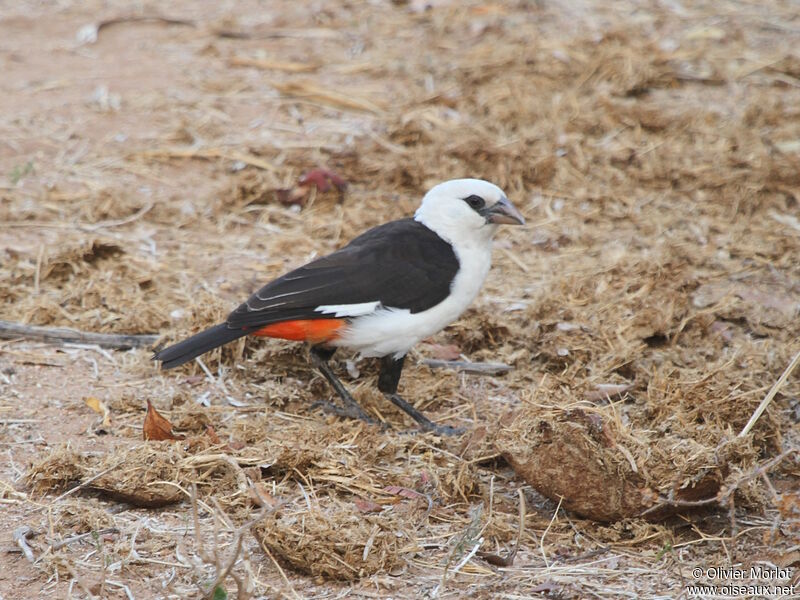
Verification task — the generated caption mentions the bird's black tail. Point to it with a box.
[153,323,245,369]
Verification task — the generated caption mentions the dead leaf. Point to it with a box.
[584,383,634,402]
[383,485,425,500]
[298,168,348,193]
[269,79,384,114]
[143,400,184,441]
[84,396,111,427]
[250,482,277,507]
[354,498,383,513]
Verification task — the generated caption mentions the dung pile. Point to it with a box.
[495,404,761,522]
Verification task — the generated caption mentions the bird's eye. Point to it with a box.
[463,195,485,210]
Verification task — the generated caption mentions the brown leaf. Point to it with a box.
[354,498,383,513]
[298,168,348,193]
[383,485,425,500]
[143,400,184,441]
[249,482,277,508]
[478,550,516,567]
[84,396,111,427]
[584,383,634,402]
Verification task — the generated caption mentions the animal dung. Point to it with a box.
[495,407,728,522]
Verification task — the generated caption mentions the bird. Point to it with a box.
[153,178,524,435]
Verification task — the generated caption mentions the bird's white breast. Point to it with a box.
[332,239,492,358]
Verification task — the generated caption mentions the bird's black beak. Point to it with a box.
[481,197,525,225]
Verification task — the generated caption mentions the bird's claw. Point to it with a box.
[311,400,379,426]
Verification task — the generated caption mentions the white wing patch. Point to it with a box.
[314,301,381,318]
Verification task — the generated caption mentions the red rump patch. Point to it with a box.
[251,319,345,343]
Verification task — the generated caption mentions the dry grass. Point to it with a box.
[1,0,799,598]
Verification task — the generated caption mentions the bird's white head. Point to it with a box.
[414,178,525,246]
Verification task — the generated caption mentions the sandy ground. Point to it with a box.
[1,1,799,598]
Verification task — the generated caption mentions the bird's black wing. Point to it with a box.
[226,218,459,330]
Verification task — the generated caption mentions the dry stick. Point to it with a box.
[13,526,36,562]
[34,244,44,294]
[640,448,797,518]
[478,488,526,567]
[0,320,158,350]
[540,496,564,569]
[434,507,484,598]
[136,147,278,173]
[421,359,513,375]
[259,544,301,600]
[191,483,279,600]
[83,200,154,231]
[49,461,125,505]
[51,527,120,551]
[87,16,195,41]
[739,349,800,438]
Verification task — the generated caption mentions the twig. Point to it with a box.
[433,505,484,598]
[83,201,154,231]
[77,16,195,45]
[213,27,342,40]
[190,483,275,600]
[49,460,124,505]
[421,359,513,375]
[451,540,483,576]
[267,79,384,114]
[640,448,797,518]
[541,496,563,569]
[182,454,249,494]
[479,488,526,567]
[34,244,44,294]
[51,527,119,551]
[14,526,36,562]
[228,56,320,73]
[0,320,158,349]
[136,147,278,173]
[63,342,117,364]
[638,494,718,517]
[259,543,301,600]
[739,349,800,438]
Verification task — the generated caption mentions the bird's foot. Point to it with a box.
[311,399,380,427]
[384,393,464,436]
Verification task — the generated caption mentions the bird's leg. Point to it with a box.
[378,355,463,436]
[309,346,375,424]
